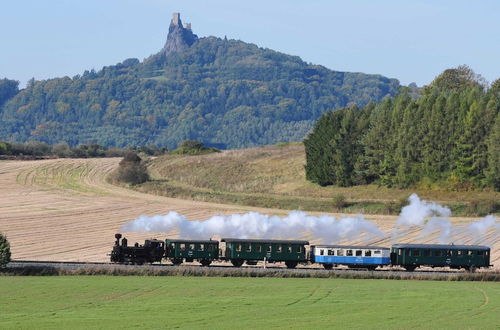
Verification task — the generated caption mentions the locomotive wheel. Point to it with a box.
[467,265,477,273]
[285,261,298,269]
[171,258,183,266]
[231,259,244,267]
[404,265,416,272]
[322,263,333,270]
[200,259,212,267]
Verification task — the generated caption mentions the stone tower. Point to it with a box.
[162,12,198,55]
[172,12,180,26]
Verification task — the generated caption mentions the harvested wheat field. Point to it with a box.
[0,158,498,268]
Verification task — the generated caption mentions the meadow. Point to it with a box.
[0,276,498,329]
[144,144,499,216]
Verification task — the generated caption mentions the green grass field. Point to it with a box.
[0,276,498,329]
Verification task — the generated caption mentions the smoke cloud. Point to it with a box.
[418,218,453,244]
[396,193,451,227]
[396,194,498,245]
[122,210,385,244]
[121,194,497,246]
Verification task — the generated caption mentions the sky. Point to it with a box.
[1,0,499,88]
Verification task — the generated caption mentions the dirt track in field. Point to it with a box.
[0,158,498,268]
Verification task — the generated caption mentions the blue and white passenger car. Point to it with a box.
[310,245,391,270]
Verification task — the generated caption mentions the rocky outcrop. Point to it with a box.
[162,13,198,55]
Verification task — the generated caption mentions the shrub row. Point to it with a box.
[2,265,499,282]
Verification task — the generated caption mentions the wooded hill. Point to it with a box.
[304,66,500,191]
[0,34,399,149]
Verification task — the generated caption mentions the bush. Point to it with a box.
[51,142,71,157]
[171,140,219,155]
[0,233,11,267]
[0,141,12,155]
[332,194,347,209]
[467,199,500,216]
[384,196,409,215]
[114,152,149,185]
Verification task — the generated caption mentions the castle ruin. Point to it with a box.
[171,12,192,31]
[163,12,198,55]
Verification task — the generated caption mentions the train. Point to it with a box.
[110,233,492,272]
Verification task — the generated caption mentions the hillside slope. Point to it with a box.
[145,144,499,215]
[0,14,400,149]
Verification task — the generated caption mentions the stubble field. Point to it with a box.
[0,157,498,268]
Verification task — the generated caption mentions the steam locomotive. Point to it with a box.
[110,233,492,272]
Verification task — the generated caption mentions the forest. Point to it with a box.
[304,66,500,191]
[0,37,399,149]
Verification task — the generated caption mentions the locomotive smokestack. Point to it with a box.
[115,233,122,245]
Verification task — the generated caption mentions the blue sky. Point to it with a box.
[1,0,499,87]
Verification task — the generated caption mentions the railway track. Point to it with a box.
[6,260,498,280]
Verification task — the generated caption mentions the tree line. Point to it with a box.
[304,66,499,191]
[0,140,167,158]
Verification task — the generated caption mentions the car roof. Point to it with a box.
[166,239,219,244]
[392,243,490,250]
[221,238,309,245]
[312,245,389,250]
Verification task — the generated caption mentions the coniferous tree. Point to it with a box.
[485,113,500,190]
[304,66,499,191]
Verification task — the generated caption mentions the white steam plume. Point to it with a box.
[121,194,497,246]
[121,211,385,244]
[418,218,453,244]
[396,193,451,227]
[466,215,499,245]
[395,194,498,245]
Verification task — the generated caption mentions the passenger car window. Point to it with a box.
[477,250,484,256]
[208,245,213,251]
[424,249,431,257]
[199,244,204,251]
[267,245,272,252]
[356,250,362,256]
[365,250,372,257]
[189,244,194,250]
[256,245,262,252]
[277,245,282,253]
[246,244,252,252]
[337,250,343,256]
[398,249,402,256]
[236,244,242,252]
[347,250,353,256]
[457,250,463,256]
[446,250,452,257]
[180,243,185,251]
[320,249,324,256]
[296,246,302,253]
[434,250,441,257]
[328,250,334,256]
[287,245,292,253]
[413,250,420,257]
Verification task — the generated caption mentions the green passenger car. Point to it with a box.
[391,244,491,272]
[165,239,219,266]
[221,238,309,268]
